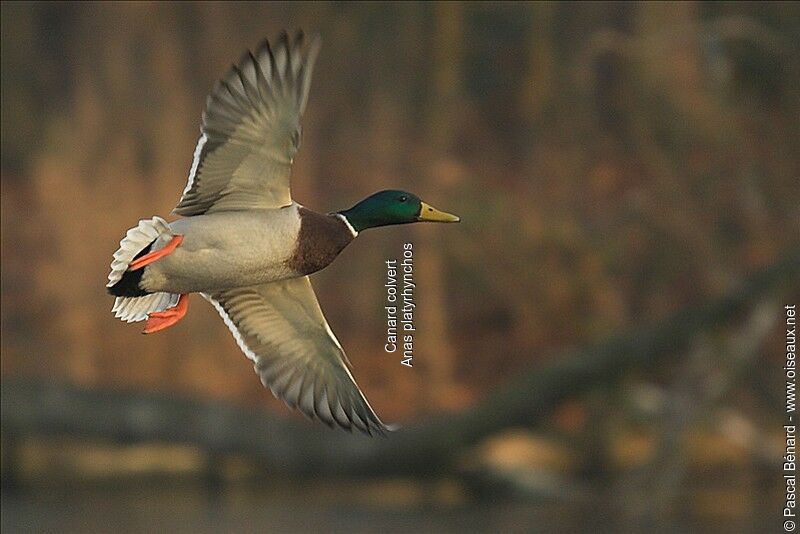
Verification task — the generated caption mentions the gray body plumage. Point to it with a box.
[141,205,303,294]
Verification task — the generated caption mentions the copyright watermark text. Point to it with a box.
[785,304,797,531]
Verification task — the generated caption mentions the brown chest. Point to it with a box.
[287,208,354,275]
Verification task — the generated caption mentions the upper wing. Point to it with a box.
[174,31,321,216]
[203,277,390,435]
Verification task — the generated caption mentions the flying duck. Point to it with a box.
[106,31,460,436]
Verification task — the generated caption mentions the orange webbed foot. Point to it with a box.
[143,294,189,334]
[130,234,184,271]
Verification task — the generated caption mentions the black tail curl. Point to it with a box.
[107,242,153,298]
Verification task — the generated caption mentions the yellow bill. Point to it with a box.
[418,201,461,223]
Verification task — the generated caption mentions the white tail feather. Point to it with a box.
[113,293,180,323]
[107,216,172,287]
[108,216,179,323]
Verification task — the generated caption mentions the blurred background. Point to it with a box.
[2,1,799,532]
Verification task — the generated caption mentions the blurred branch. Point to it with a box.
[617,298,777,526]
[2,248,798,477]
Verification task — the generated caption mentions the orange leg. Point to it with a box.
[129,234,184,271]
[143,294,189,334]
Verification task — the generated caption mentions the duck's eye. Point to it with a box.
[398,195,408,202]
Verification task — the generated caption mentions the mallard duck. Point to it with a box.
[106,31,459,436]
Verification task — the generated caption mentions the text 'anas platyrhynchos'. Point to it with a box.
[107,31,459,436]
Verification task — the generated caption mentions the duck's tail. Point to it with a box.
[107,216,180,323]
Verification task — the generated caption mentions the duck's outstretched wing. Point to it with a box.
[174,31,320,216]
[202,276,390,436]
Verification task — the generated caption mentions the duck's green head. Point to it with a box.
[339,190,460,232]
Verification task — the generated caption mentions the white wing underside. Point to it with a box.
[202,277,389,435]
[174,31,320,216]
